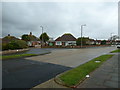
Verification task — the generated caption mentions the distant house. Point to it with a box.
[106,40,111,45]
[27,32,40,47]
[2,34,20,44]
[48,37,55,46]
[96,40,101,45]
[55,33,76,46]
[82,37,96,45]
[116,39,120,45]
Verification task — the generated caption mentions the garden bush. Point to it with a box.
[2,40,28,51]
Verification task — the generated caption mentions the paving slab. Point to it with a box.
[78,53,119,88]
[33,79,66,88]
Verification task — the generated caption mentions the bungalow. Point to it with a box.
[48,38,55,46]
[27,32,40,47]
[116,39,120,45]
[96,40,101,45]
[106,40,111,45]
[55,33,76,46]
[2,34,20,44]
[85,38,96,45]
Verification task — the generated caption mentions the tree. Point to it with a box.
[21,34,30,41]
[109,35,119,41]
[40,32,49,43]
[76,37,89,46]
[101,40,106,45]
[2,40,28,51]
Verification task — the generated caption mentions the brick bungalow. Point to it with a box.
[96,40,101,45]
[27,32,40,47]
[2,34,20,44]
[55,33,76,46]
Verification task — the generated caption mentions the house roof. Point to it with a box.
[55,33,76,41]
[96,40,101,42]
[89,39,95,41]
[2,36,20,43]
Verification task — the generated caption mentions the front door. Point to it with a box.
[62,42,65,46]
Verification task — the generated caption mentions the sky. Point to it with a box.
[2,1,118,40]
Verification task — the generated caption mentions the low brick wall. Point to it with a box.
[1,48,29,55]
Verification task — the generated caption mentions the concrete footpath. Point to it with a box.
[78,53,119,88]
[33,53,119,88]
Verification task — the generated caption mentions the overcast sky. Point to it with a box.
[2,1,118,40]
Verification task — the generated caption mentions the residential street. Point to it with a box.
[2,46,116,88]
[25,46,116,67]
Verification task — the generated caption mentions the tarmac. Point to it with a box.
[33,53,119,88]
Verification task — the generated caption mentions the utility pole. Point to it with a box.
[40,26,43,48]
[111,33,113,45]
[81,24,86,48]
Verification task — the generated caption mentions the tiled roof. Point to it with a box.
[2,36,20,43]
[55,34,76,41]
[89,39,95,41]
[96,40,101,42]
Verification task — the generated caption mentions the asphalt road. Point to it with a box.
[26,46,116,67]
[2,46,116,88]
[3,59,71,88]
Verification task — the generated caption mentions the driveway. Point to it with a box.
[2,46,117,88]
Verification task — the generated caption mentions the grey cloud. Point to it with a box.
[2,2,118,40]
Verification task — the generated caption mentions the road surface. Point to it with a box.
[2,46,116,88]
[25,47,116,67]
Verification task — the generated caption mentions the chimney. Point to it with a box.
[8,34,10,36]
[30,32,32,36]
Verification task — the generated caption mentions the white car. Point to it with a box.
[117,45,120,48]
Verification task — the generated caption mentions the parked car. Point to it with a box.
[117,45,120,48]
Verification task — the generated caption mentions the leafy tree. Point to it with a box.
[76,37,89,46]
[15,40,28,48]
[40,32,49,43]
[21,34,30,41]
[109,35,119,41]
[2,40,28,51]
[101,40,106,45]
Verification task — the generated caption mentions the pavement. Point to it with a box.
[3,48,52,56]
[2,47,117,88]
[33,53,119,88]
[77,53,119,88]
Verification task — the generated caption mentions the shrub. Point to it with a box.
[2,40,28,51]
[2,43,9,51]
[15,40,28,49]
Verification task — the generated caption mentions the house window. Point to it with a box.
[56,42,62,45]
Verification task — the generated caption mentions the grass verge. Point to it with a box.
[1,54,37,60]
[56,54,113,87]
[110,49,120,53]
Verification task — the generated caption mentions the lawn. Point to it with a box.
[1,54,37,60]
[110,49,120,53]
[57,54,114,87]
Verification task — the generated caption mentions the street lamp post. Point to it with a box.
[40,26,43,48]
[81,24,86,48]
[111,33,113,45]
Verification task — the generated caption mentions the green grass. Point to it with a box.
[58,55,114,87]
[110,49,120,53]
[1,54,37,60]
